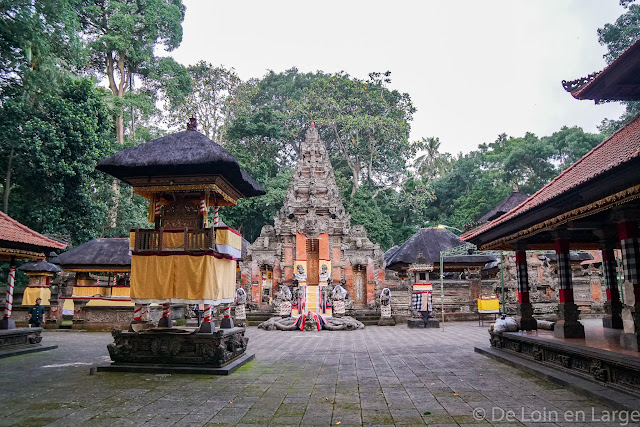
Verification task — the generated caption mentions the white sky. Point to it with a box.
[168,0,628,155]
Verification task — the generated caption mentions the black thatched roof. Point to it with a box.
[386,228,497,269]
[384,245,400,264]
[54,238,130,267]
[96,130,266,198]
[18,261,61,273]
[478,191,530,223]
[546,252,594,263]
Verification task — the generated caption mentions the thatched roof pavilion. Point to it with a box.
[386,227,497,272]
[96,127,265,203]
[54,238,130,272]
[478,190,530,223]
[18,261,61,274]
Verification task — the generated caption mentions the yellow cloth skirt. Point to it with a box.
[130,253,236,305]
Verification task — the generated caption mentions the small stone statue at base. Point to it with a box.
[378,287,395,326]
[235,288,247,327]
[332,283,347,317]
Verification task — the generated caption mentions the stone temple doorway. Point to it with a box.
[260,265,273,306]
[353,265,366,307]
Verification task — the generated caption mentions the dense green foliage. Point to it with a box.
[0,79,116,245]
[0,1,635,257]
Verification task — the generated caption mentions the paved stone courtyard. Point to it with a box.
[0,322,637,426]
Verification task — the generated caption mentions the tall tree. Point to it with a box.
[0,78,116,244]
[78,0,189,143]
[165,62,240,143]
[299,71,417,198]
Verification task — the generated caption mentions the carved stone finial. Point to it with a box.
[187,117,197,131]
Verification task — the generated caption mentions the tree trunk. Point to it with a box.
[116,115,125,144]
[350,166,360,200]
[3,147,14,213]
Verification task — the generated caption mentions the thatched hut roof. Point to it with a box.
[54,238,130,268]
[96,129,265,198]
[386,227,497,270]
[545,252,593,263]
[18,261,62,273]
[478,191,530,223]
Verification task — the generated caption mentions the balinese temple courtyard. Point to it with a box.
[0,321,637,427]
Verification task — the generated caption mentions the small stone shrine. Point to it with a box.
[95,118,265,372]
[242,124,385,319]
[406,253,439,328]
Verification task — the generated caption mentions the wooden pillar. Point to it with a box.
[602,247,623,329]
[554,237,585,339]
[158,303,172,328]
[199,304,214,333]
[617,220,640,351]
[515,249,536,330]
[0,257,16,329]
[220,303,233,328]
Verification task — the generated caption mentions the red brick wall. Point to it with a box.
[251,262,261,303]
[296,232,306,260]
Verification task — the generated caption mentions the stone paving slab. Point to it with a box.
[0,322,638,426]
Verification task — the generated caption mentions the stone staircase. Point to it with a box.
[353,310,381,326]
[246,311,273,326]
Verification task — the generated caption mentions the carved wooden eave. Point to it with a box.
[129,175,242,206]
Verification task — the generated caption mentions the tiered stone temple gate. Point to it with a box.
[95,118,265,372]
[242,124,385,315]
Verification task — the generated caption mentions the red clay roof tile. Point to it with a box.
[462,112,640,242]
[0,211,67,250]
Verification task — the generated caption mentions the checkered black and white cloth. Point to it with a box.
[412,292,432,312]
[515,250,529,293]
[603,254,619,292]
[621,238,640,283]
[556,251,572,290]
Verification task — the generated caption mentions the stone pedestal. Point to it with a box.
[518,302,537,331]
[0,317,16,330]
[407,318,439,328]
[220,318,234,329]
[620,333,640,351]
[603,300,623,329]
[107,327,248,367]
[234,305,247,327]
[554,303,584,338]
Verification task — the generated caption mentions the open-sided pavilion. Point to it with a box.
[462,37,640,397]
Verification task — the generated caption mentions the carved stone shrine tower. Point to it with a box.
[241,124,385,314]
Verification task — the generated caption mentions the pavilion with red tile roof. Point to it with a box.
[1,211,66,330]
[463,37,640,357]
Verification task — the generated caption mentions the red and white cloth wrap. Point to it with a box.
[213,207,219,227]
[295,311,326,331]
[155,200,162,217]
[203,304,212,322]
[222,303,231,318]
[162,303,171,318]
[333,299,345,314]
[235,305,246,320]
[4,264,15,317]
[134,304,144,321]
[280,301,292,316]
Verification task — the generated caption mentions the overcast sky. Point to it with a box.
[168,0,628,155]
